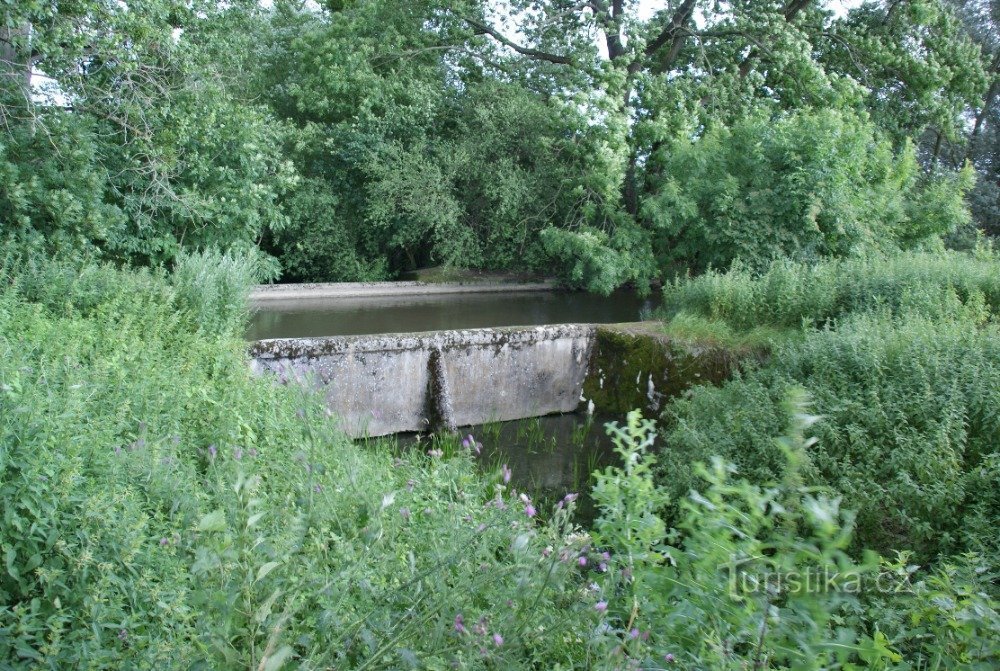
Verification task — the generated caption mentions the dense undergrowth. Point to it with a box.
[659,249,1000,580]
[0,251,997,668]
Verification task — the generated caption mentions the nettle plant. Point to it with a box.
[587,397,999,670]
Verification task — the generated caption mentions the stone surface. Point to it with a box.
[251,280,556,303]
[250,325,595,437]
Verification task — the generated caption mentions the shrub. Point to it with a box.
[660,315,1000,566]
[645,110,974,272]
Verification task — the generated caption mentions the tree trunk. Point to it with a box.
[0,23,33,102]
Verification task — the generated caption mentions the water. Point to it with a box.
[379,411,641,524]
[248,289,659,340]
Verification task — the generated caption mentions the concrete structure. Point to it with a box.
[251,280,556,303]
[250,325,595,437]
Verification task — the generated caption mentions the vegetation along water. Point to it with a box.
[3,0,1000,669]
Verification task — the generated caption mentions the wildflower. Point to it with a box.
[563,492,578,504]
[399,507,411,521]
[476,523,487,533]
[599,562,608,572]
[233,447,243,460]
[473,616,488,636]
[601,551,611,561]
[461,435,473,449]
[159,537,169,546]
[492,633,504,647]
[629,628,640,639]
[207,444,217,460]
[578,556,587,567]
[406,479,416,491]
[313,484,322,493]
[501,464,512,484]
[595,601,608,613]
[248,448,259,458]
[454,613,467,635]
[664,653,675,663]
[525,504,536,518]
[427,448,443,458]
[118,629,128,641]
[542,546,552,558]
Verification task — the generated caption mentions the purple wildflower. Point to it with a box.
[159,537,169,546]
[207,444,217,460]
[525,504,536,518]
[629,628,640,639]
[501,464,512,484]
[664,653,675,663]
[454,613,467,635]
[563,492,578,504]
[118,629,128,641]
[599,562,608,572]
[595,601,608,613]
[578,556,587,567]
[476,523,487,533]
[492,633,504,647]
[233,447,243,460]
[248,448,259,458]
[461,435,472,449]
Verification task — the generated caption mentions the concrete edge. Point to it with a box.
[249,323,598,359]
[250,280,559,302]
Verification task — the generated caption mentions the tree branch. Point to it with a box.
[462,16,573,65]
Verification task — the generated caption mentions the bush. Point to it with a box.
[660,315,1000,565]
[645,110,974,272]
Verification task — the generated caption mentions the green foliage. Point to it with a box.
[591,404,1000,669]
[657,250,1000,581]
[2,258,997,667]
[646,111,972,272]
[662,250,1000,331]
[0,256,653,668]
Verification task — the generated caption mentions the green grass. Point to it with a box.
[660,249,1000,331]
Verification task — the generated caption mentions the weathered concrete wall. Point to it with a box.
[250,325,594,437]
[582,323,764,416]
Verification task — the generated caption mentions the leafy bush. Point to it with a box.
[645,110,974,272]
[591,406,999,669]
[660,315,1000,566]
[662,250,1000,331]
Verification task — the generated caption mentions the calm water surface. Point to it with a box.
[248,289,659,340]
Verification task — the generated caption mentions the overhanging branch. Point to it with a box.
[462,16,573,65]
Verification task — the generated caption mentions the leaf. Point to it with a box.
[256,561,281,582]
[247,512,265,529]
[262,645,294,671]
[196,510,227,533]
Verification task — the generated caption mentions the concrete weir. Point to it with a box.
[249,325,595,437]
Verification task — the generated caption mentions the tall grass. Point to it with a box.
[661,249,1000,331]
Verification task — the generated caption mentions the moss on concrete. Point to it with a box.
[583,322,764,416]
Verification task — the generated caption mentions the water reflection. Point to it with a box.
[248,289,659,339]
